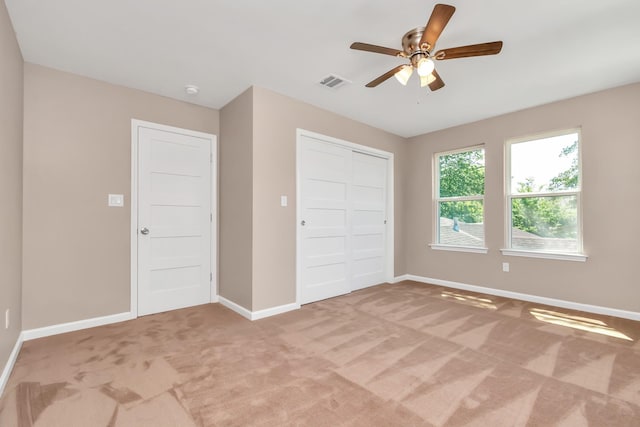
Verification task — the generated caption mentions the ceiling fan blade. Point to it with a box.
[420,4,456,51]
[350,42,403,57]
[428,69,445,91]
[365,65,407,88]
[435,41,503,60]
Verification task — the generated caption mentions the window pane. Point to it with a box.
[510,132,579,194]
[511,195,578,252]
[439,201,484,247]
[439,149,485,197]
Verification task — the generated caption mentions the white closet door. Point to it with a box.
[351,152,387,290]
[299,137,352,304]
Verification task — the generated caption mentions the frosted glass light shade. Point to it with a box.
[394,66,413,85]
[420,73,436,87]
[417,58,435,76]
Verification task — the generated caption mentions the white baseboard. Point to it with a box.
[0,331,24,398]
[396,274,640,321]
[390,274,411,284]
[210,294,220,303]
[218,297,299,321]
[252,302,300,320]
[22,312,135,341]
[218,297,252,320]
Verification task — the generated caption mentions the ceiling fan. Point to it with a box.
[350,3,503,91]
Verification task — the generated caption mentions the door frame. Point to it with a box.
[295,128,394,306]
[130,119,218,318]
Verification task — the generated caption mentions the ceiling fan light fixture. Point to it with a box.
[394,65,413,85]
[350,4,502,90]
[416,58,435,76]
[420,73,437,87]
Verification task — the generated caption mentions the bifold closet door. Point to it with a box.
[299,137,352,304]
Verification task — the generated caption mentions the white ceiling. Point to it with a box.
[6,0,640,138]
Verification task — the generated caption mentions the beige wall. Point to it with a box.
[251,87,408,311]
[12,55,639,336]
[219,87,253,309]
[0,0,23,372]
[22,64,219,329]
[405,83,640,312]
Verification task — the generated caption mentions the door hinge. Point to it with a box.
[384,220,387,224]
[210,213,213,222]
[210,153,213,163]
[210,272,213,282]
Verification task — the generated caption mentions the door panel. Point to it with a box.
[299,137,352,304]
[351,152,387,290]
[138,127,211,315]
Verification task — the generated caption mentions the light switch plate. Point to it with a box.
[280,195,288,207]
[108,194,124,207]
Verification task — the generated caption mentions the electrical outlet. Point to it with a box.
[502,262,510,272]
[5,309,9,329]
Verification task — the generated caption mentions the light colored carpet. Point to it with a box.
[1,281,639,426]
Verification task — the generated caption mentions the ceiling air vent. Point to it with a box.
[319,74,351,90]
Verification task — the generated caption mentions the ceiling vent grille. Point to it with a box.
[319,74,351,89]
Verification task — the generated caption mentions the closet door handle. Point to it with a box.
[300,220,306,226]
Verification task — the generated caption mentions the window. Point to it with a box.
[505,129,584,260]
[433,146,486,251]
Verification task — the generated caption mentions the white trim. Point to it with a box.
[400,274,640,321]
[384,151,395,284]
[210,294,220,303]
[218,297,300,321]
[295,128,395,305]
[218,297,253,320]
[510,190,580,199]
[501,249,588,262]
[391,274,411,283]
[433,146,486,248]
[297,129,393,159]
[429,244,489,254]
[130,122,139,317]
[505,128,584,254]
[131,119,218,317]
[0,332,23,398]
[252,303,300,321]
[506,127,583,146]
[22,312,134,341]
[210,135,219,302]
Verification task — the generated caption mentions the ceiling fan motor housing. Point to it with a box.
[402,27,430,55]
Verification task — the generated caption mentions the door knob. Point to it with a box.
[140,227,150,235]
[300,220,306,226]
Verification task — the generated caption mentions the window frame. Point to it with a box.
[502,128,587,262]
[431,144,488,253]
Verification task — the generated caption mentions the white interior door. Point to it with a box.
[352,152,387,290]
[299,136,352,304]
[137,126,212,316]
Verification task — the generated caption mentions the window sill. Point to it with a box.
[429,244,489,254]
[500,249,588,262]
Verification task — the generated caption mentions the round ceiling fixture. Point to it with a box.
[185,85,199,95]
